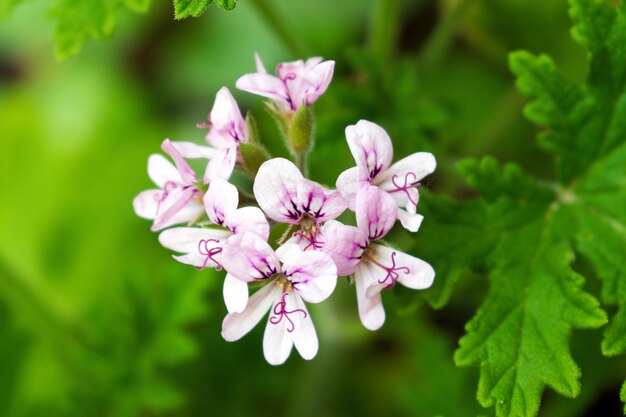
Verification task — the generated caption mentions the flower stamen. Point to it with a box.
[363,251,410,288]
[269,291,307,333]
[197,238,223,271]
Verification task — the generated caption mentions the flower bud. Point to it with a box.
[240,142,272,176]
[287,104,314,157]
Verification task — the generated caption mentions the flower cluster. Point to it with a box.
[134,54,436,365]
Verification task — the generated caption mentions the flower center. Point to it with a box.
[196,239,223,271]
[362,249,411,289]
[388,172,421,209]
[269,290,307,333]
[293,219,324,250]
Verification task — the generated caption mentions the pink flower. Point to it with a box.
[236,53,335,113]
[322,186,434,330]
[336,120,436,232]
[200,87,250,183]
[159,178,269,313]
[133,139,215,231]
[220,232,337,365]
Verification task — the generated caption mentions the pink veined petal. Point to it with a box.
[279,246,337,304]
[221,232,281,282]
[290,294,318,360]
[375,152,436,188]
[210,87,247,142]
[205,128,235,150]
[304,60,335,105]
[356,186,398,241]
[133,189,162,219]
[161,139,197,185]
[254,52,268,74]
[147,154,181,188]
[170,141,217,160]
[296,178,347,222]
[354,262,386,331]
[223,272,249,314]
[155,199,205,230]
[204,146,237,183]
[204,177,239,226]
[321,223,368,276]
[263,290,297,366]
[236,73,289,105]
[397,209,424,233]
[364,244,435,297]
[335,166,371,211]
[345,120,393,180]
[304,56,324,70]
[253,158,304,224]
[151,186,199,231]
[225,207,270,240]
[277,60,307,109]
[158,227,231,268]
[222,280,282,342]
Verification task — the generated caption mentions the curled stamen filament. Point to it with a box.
[389,172,421,209]
[292,223,324,250]
[363,251,411,288]
[154,181,179,213]
[197,239,223,271]
[269,292,307,333]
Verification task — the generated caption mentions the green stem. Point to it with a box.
[295,152,308,176]
[369,0,402,63]
[418,0,470,76]
[248,0,310,58]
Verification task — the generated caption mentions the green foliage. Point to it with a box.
[173,0,235,19]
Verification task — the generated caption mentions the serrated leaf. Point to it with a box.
[215,0,236,11]
[173,0,212,19]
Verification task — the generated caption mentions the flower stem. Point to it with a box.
[248,0,310,58]
[369,0,402,63]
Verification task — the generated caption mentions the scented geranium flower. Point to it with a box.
[322,186,434,330]
[133,139,215,231]
[199,87,250,182]
[159,178,269,313]
[253,157,347,250]
[221,232,337,365]
[336,120,436,232]
[236,53,335,113]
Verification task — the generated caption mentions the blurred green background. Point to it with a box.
[0,0,623,416]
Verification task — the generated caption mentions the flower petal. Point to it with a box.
[222,280,281,342]
[170,141,217,160]
[222,232,281,282]
[236,73,289,105]
[158,227,231,268]
[263,291,296,365]
[375,152,436,188]
[253,158,304,224]
[161,139,197,184]
[204,146,237,183]
[356,186,398,240]
[345,120,393,179]
[133,189,162,219]
[354,262,385,331]
[296,178,347,222]
[148,154,181,188]
[335,166,370,211]
[225,207,270,240]
[204,177,239,226]
[279,246,337,304]
[304,60,334,105]
[397,209,424,233]
[210,87,247,142]
[321,223,368,276]
[254,52,268,74]
[151,186,199,231]
[291,294,318,360]
[153,199,205,230]
[223,272,249,313]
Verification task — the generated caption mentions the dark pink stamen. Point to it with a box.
[197,239,223,271]
[269,291,307,333]
[292,222,324,250]
[389,172,421,209]
[364,251,411,289]
[154,181,179,213]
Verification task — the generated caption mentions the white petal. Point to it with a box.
[161,139,197,185]
[221,232,281,282]
[225,207,270,240]
[263,291,297,365]
[397,209,424,233]
[223,273,249,313]
[304,60,335,105]
[375,152,436,187]
[204,146,237,182]
[204,177,239,226]
[291,294,318,360]
[236,73,289,105]
[155,199,205,230]
[210,87,246,139]
[222,280,281,342]
[335,166,371,211]
[296,178,347,222]
[356,186,398,240]
[354,263,385,331]
[148,154,181,188]
[280,248,337,304]
[254,52,268,74]
[151,186,199,231]
[253,158,304,223]
[170,141,217,160]
[345,120,393,180]
[321,224,368,276]
[366,244,435,293]
[133,189,162,219]
[158,227,231,268]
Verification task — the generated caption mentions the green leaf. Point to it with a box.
[173,0,212,19]
[215,0,236,11]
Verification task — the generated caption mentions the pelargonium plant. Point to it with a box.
[133,54,436,365]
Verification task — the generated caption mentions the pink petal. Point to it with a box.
[296,178,347,222]
[204,146,237,183]
[147,154,181,188]
[304,56,323,70]
[304,60,335,105]
[356,186,398,240]
[223,272,249,313]
[236,73,289,105]
[335,166,371,211]
[225,207,270,240]
[205,129,235,150]
[151,186,199,231]
[221,232,281,282]
[153,199,205,230]
[277,60,306,108]
[170,141,217,160]
[133,189,162,219]
[222,280,281,342]
[161,139,197,185]
[204,177,239,226]
[354,262,385,331]
[345,120,393,180]
[291,294,318,360]
[253,158,304,224]
[321,223,368,276]
[263,290,297,365]
[158,227,231,268]
[210,87,247,142]
[278,245,337,304]
[254,52,268,74]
